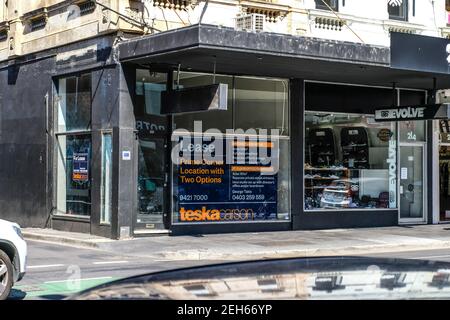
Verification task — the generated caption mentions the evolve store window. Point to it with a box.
[172,72,290,224]
[304,112,397,211]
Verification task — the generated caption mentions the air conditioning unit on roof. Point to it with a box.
[235,13,265,32]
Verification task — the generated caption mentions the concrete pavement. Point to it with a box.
[22,224,450,261]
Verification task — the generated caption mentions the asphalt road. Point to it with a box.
[9,240,219,300]
[10,240,450,300]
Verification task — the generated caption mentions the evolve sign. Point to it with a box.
[375,104,450,122]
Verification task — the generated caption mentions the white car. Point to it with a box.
[0,219,27,300]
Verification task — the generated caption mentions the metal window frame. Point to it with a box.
[169,70,292,226]
[303,110,399,213]
[388,0,409,22]
[53,73,93,219]
[302,80,427,216]
[100,130,113,225]
[315,0,339,11]
[30,15,47,32]
[397,141,427,224]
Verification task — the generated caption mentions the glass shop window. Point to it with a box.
[135,69,167,116]
[388,0,408,21]
[304,112,397,211]
[100,133,113,224]
[55,74,92,217]
[315,0,338,11]
[172,72,233,132]
[57,74,92,132]
[171,72,291,224]
[56,134,92,216]
[234,76,289,135]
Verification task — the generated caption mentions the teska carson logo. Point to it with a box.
[180,207,220,221]
[179,207,256,222]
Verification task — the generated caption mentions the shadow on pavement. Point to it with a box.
[38,294,68,300]
[8,289,27,300]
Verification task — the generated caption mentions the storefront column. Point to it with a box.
[431,120,440,224]
[290,79,304,230]
[428,88,440,224]
[90,66,121,238]
[112,127,136,239]
[427,118,436,224]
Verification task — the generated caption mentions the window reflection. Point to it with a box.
[304,112,397,210]
[56,134,92,216]
[56,73,92,217]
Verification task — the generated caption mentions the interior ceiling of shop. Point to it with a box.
[128,47,449,90]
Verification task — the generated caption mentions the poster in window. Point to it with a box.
[72,152,89,182]
[174,137,279,223]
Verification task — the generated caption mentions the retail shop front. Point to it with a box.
[118,25,450,236]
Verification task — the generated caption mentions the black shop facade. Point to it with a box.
[43,26,450,238]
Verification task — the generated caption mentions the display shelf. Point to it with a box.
[308,128,335,167]
[340,127,369,170]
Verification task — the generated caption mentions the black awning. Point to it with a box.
[119,24,450,90]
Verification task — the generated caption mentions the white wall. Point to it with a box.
[306,0,448,46]
[143,0,450,46]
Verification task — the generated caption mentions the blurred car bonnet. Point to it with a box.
[71,257,450,300]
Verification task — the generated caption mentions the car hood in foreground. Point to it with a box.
[71,256,450,300]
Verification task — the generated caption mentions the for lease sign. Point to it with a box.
[174,138,279,223]
[72,153,89,182]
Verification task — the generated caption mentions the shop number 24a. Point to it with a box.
[407,131,416,141]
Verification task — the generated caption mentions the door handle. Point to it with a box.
[164,173,169,187]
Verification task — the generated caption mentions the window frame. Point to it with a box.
[315,0,339,11]
[170,71,292,225]
[388,0,408,22]
[54,132,93,218]
[303,110,399,212]
[100,130,113,225]
[54,73,93,218]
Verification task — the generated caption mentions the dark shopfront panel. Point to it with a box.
[129,66,433,234]
[131,69,430,235]
[118,25,450,236]
[52,64,121,239]
[295,82,427,230]
[131,69,293,235]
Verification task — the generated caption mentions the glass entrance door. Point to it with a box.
[136,137,167,231]
[399,144,426,222]
[134,70,169,234]
[439,145,450,221]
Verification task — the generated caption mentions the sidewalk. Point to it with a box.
[22,225,450,261]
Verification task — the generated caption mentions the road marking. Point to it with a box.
[92,260,129,265]
[27,264,65,269]
[153,260,172,262]
[413,255,450,260]
[44,276,113,284]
